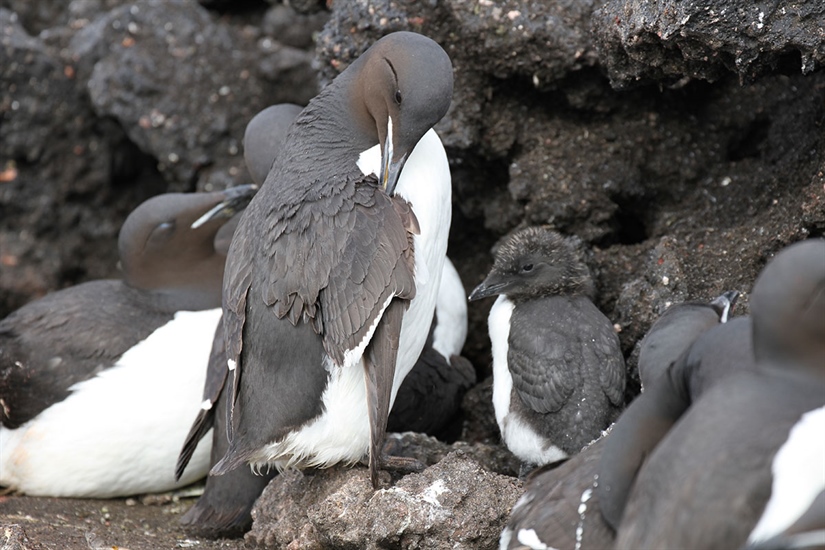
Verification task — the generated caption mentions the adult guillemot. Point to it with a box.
[178,97,471,536]
[597,290,750,529]
[213,32,454,488]
[0,186,255,497]
[613,239,825,549]
[241,103,474,442]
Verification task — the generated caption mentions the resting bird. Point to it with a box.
[0,185,255,497]
[613,239,825,549]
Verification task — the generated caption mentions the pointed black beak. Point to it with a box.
[710,290,740,323]
[380,135,408,197]
[468,277,510,301]
[191,184,259,229]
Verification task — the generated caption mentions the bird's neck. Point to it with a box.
[279,72,377,178]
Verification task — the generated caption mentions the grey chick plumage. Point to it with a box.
[470,227,625,467]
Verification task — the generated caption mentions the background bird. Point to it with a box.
[613,239,825,549]
[469,226,625,472]
[0,185,255,497]
[598,289,752,529]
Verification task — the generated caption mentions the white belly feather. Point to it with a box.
[0,308,220,498]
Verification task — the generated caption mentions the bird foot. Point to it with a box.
[380,454,426,475]
[358,453,426,486]
[518,462,537,480]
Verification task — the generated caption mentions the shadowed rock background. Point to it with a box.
[1,0,823,548]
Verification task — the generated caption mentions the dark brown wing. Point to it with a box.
[214,174,419,474]
[176,318,227,481]
[260,175,417,367]
[0,281,172,428]
[221,207,255,439]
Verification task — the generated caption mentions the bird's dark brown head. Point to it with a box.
[118,185,257,309]
[354,31,453,195]
[469,226,594,302]
[750,238,825,375]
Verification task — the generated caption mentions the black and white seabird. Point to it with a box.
[613,239,825,549]
[174,104,304,537]
[242,102,475,441]
[469,227,625,470]
[212,31,454,488]
[177,94,468,535]
[500,290,739,550]
[0,186,256,497]
[598,293,755,531]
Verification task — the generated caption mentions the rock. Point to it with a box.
[281,0,326,16]
[460,376,499,443]
[68,0,318,190]
[0,8,159,315]
[593,0,825,88]
[247,441,523,549]
[0,524,32,550]
[262,3,328,49]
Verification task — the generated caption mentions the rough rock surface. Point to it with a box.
[0,524,31,550]
[594,0,825,88]
[69,0,317,189]
[0,0,318,316]
[1,0,824,547]
[247,441,523,550]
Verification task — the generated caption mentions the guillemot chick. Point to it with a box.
[469,227,625,471]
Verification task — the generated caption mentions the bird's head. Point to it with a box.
[469,227,594,302]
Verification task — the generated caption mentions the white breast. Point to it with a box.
[488,295,567,465]
[748,404,825,543]
[0,308,220,498]
[432,258,468,359]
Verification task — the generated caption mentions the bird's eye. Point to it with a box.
[521,263,534,273]
[146,221,175,248]
[394,90,402,104]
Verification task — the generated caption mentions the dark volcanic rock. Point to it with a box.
[593,0,825,88]
[0,8,159,314]
[68,0,317,191]
[247,445,522,549]
[262,3,328,50]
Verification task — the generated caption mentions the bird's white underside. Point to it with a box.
[432,258,468,359]
[748,404,825,542]
[489,295,568,465]
[0,308,220,497]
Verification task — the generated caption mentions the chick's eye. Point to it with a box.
[394,90,402,104]
[521,263,534,273]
